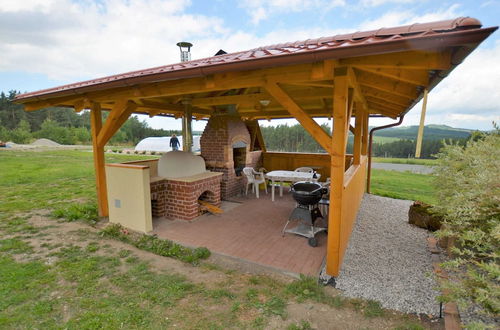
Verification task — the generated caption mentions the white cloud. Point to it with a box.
[360,0,418,7]
[0,0,226,80]
[0,0,56,12]
[359,4,462,30]
[425,40,500,121]
[240,0,345,25]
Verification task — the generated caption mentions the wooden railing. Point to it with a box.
[262,152,353,180]
[337,156,368,270]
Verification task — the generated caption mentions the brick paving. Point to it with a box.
[152,192,327,276]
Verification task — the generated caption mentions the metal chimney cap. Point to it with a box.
[176,42,193,48]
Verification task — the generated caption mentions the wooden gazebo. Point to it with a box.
[15,17,496,276]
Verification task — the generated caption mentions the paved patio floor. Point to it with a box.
[152,191,327,276]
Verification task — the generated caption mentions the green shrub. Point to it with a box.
[433,127,500,318]
[100,223,210,264]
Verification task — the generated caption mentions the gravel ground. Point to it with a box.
[372,162,434,174]
[336,194,440,316]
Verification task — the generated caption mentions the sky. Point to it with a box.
[0,0,499,131]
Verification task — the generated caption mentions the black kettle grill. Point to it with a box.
[282,181,328,247]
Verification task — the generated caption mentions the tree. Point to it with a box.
[433,127,500,321]
[34,119,75,144]
[8,119,32,143]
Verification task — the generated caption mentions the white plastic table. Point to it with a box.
[265,170,320,201]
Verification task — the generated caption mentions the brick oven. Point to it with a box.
[201,114,262,199]
[150,151,223,220]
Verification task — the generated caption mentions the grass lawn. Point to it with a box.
[0,149,437,329]
[370,169,436,205]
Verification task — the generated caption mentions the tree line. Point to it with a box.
[0,91,180,145]
[260,123,470,158]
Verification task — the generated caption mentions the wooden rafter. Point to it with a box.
[355,67,429,86]
[265,82,332,154]
[340,50,451,70]
[356,70,418,99]
[191,88,333,107]
[361,86,411,107]
[368,103,401,118]
[286,81,334,88]
[365,97,403,112]
[346,67,369,113]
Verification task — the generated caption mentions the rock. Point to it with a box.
[408,201,443,231]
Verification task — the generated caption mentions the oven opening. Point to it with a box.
[198,190,216,215]
[232,141,247,176]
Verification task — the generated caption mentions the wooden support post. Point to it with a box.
[353,104,363,165]
[265,82,332,154]
[361,108,369,156]
[182,98,193,152]
[90,102,108,217]
[344,88,354,151]
[415,88,428,158]
[327,67,349,276]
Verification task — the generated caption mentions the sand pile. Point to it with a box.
[31,138,61,147]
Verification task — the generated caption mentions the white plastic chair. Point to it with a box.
[242,167,268,198]
[294,167,314,173]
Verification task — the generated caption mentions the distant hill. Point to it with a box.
[371,124,475,140]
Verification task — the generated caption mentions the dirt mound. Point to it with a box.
[31,138,61,147]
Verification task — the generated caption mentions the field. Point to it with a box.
[0,150,437,329]
[372,157,437,166]
[371,136,401,144]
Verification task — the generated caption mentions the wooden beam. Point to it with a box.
[19,63,332,110]
[356,70,418,100]
[311,60,336,80]
[138,100,185,112]
[265,82,332,154]
[355,67,429,86]
[361,107,369,156]
[345,88,354,150]
[346,67,369,111]
[365,97,403,113]
[287,81,334,88]
[97,100,137,146]
[361,86,411,107]
[340,50,451,70]
[192,88,333,107]
[245,119,267,152]
[90,102,108,217]
[367,103,400,118]
[327,67,349,276]
[353,104,363,165]
[237,108,334,119]
[365,94,407,109]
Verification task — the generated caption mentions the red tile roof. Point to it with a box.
[15,17,497,102]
